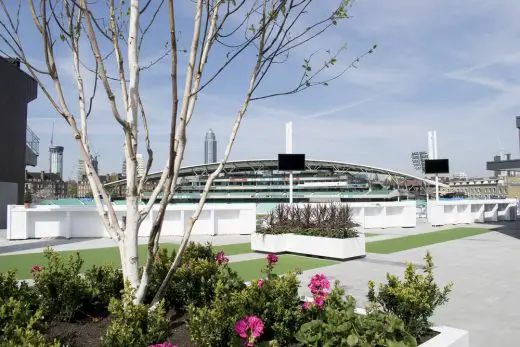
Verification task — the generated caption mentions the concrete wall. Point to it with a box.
[0,57,37,228]
[427,199,517,226]
[6,203,257,240]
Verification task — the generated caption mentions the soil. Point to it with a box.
[45,313,194,347]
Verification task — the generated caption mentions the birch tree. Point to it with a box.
[0,0,375,305]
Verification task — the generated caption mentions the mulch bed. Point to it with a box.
[45,313,193,347]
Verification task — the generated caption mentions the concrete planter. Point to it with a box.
[420,326,469,347]
[251,233,287,253]
[251,232,365,260]
[351,308,469,347]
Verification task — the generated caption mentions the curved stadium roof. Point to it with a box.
[105,159,448,188]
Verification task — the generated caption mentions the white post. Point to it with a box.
[432,130,440,202]
[286,122,293,204]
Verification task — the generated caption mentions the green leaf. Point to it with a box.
[347,334,359,346]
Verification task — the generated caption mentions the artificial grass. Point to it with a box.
[366,227,490,254]
[0,242,252,279]
[229,255,337,282]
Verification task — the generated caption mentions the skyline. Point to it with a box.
[13,0,520,178]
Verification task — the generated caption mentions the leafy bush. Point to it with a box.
[259,203,359,238]
[83,264,124,315]
[24,189,33,203]
[144,242,227,311]
[367,251,453,340]
[32,248,89,321]
[296,282,416,347]
[188,255,302,346]
[0,269,37,307]
[102,285,172,347]
[0,297,60,347]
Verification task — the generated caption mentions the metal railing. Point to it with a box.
[26,126,40,156]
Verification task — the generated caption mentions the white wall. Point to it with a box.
[6,203,256,240]
[428,199,517,226]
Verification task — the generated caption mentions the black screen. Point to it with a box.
[424,159,450,174]
[278,154,305,171]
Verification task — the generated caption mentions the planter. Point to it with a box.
[420,326,469,347]
[251,232,365,260]
[24,202,31,208]
[251,233,287,253]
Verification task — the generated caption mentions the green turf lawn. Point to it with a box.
[364,233,378,237]
[229,255,337,282]
[366,227,490,254]
[0,242,252,279]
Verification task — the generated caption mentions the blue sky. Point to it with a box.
[6,0,520,179]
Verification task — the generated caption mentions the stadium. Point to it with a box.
[102,159,445,212]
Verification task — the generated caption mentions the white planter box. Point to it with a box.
[350,308,469,347]
[251,232,365,260]
[251,233,287,253]
[420,326,469,347]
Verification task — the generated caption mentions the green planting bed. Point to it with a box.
[0,242,252,279]
[229,254,337,282]
[366,227,490,254]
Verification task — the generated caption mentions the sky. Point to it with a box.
[5,0,520,180]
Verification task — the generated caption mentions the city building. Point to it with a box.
[77,155,99,181]
[122,154,145,177]
[204,129,217,164]
[78,173,125,198]
[25,171,68,199]
[0,57,38,228]
[49,145,64,178]
[452,172,468,181]
[449,178,507,199]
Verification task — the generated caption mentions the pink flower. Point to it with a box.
[148,343,177,347]
[31,265,42,273]
[267,253,278,264]
[308,274,330,295]
[302,302,311,310]
[247,316,264,338]
[234,315,264,346]
[215,251,229,265]
[314,295,326,309]
[257,279,264,288]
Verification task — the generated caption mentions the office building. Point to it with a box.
[77,155,99,181]
[204,129,217,164]
[25,170,67,199]
[122,154,145,177]
[0,57,38,228]
[49,146,64,178]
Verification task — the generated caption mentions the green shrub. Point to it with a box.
[296,282,416,346]
[367,251,453,340]
[83,264,124,315]
[32,248,89,321]
[101,285,172,347]
[0,297,60,347]
[188,270,302,346]
[0,269,37,307]
[259,203,359,238]
[144,242,225,311]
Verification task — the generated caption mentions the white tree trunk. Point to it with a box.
[124,196,140,289]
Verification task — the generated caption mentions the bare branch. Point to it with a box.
[137,96,153,196]
[151,0,269,307]
[80,0,129,130]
